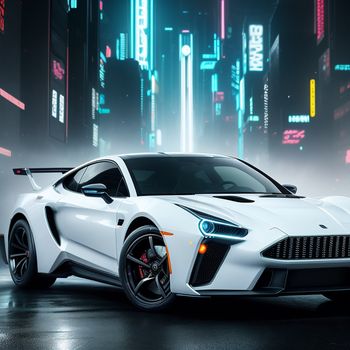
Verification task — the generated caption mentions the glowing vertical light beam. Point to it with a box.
[310,79,316,117]
[220,0,225,40]
[179,32,194,153]
[130,0,134,59]
[135,0,149,69]
[188,34,194,153]
[150,0,154,70]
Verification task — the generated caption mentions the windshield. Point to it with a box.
[124,156,287,196]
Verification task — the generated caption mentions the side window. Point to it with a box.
[63,167,87,192]
[78,162,129,197]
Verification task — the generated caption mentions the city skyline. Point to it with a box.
[1,0,350,197]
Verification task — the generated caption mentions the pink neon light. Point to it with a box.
[0,88,25,110]
[106,45,111,58]
[0,0,5,33]
[0,146,11,157]
[182,29,190,33]
[282,129,305,145]
[316,0,325,43]
[52,60,65,80]
[346,150,350,164]
[220,0,225,40]
[99,0,103,11]
[215,92,225,102]
[334,100,350,120]
[66,46,69,139]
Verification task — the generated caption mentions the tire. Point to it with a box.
[8,219,56,289]
[119,225,175,311]
[323,292,350,302]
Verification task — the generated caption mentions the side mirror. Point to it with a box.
[81,183,113,204]
[283,184,297,194]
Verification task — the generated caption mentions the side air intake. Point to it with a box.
[45,206,61,246]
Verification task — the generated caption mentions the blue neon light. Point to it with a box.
[334,64,350,71]
[100,51,107,63]
[200,61,217,70]
[288,115,310,123]
[211,74,218,93]
[99,108,110,115]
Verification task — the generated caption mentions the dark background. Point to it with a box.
[2,2,350,349]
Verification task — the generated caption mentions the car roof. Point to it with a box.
[118,152,231,160]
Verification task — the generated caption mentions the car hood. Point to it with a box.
[158,194,350,236]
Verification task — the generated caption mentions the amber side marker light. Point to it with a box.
[198,243,208,255]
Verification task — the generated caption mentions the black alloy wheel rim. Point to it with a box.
[125,234,171,304]
[9,226,31,280]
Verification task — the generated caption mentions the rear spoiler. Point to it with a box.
[13,167,73,191]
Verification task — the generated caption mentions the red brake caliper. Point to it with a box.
[138,252,149,279]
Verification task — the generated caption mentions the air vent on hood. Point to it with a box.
[214,195,254,203]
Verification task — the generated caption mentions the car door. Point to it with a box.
[55,161,129,272]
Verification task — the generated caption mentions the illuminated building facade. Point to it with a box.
[268,0,316,164]
[237,18,268,165]
[0,0,21,164]
[315,0,350,169]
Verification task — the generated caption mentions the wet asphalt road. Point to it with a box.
[1,262,350,350]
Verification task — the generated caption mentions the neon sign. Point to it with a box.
[346,150,350,164]
[0,0,5,34]
[316,0,325,44]
[263,81,269,129]
[288,115,310,123]
[135,0,149,70]
[248,115,259,122]
[51,90,58,118]
[282,130,305,145]
[93,124,99,147]
[335,64,350,71]
[99,51,106,89]
[310,79,316,117]
[220,0,225,40]
[0,146,11,157]
[0,88,25,110]
[106,45,111,58]
[52,60,65,80]
[248,25,264,72]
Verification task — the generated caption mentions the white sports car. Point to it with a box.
[2,153,350,310]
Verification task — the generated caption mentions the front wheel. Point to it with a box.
[8,219,56,289]
[119,225,175,311]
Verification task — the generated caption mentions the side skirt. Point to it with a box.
[49,260,122,287]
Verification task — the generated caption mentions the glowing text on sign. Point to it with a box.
[52,60,65,80]
[282,130,305,145]
[0,0,5,34]
[316,0,325,44]
[135,0,148,70]
[248,25,263,72]
[310,79,316,117]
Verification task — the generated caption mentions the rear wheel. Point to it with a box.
[323,292,350,302]
[119,225,175,311]
[8,219,56,289]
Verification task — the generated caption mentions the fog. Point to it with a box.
[0,139,347,236]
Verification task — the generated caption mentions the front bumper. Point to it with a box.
[0,234,8,264]
[190,229,350,296]
[197,267,350,296]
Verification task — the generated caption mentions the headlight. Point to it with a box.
[178,205,248,241]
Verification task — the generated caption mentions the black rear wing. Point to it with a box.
[13,168,72,175]
[13,167,73,191]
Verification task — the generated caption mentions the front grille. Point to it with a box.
[262,235,350,260]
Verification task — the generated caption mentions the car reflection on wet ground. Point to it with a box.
[1,262,350,350]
